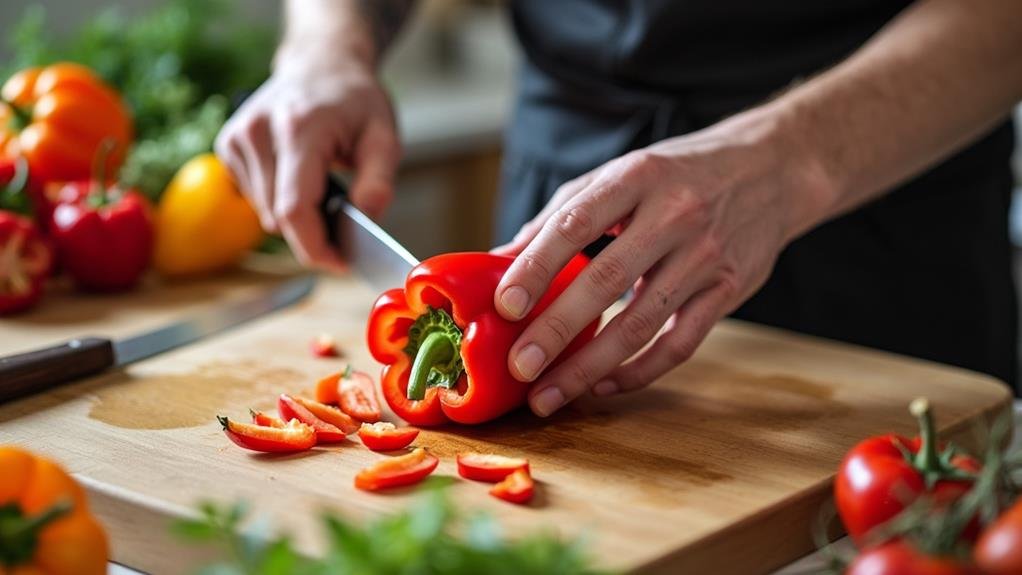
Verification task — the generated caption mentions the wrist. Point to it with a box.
[738,100,843,242]
[275,28,377,75]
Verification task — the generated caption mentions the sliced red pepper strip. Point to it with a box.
[218,416,315,453]
[277,394,348,443]
[457,453,530,483]
[366,253,598,425]
[354,447,439,491]
[291,395,360,435]
[339,367,382,423]
[249,408,285,428]
[357,422,419,452]
[490,468,534,505]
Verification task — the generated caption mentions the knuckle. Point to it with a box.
[566,360,596,390]
[621,151,665,179]
[617,308,662,351]
[274,109,311,143]
[716,267,741,300]
[551,204,595,245]
[665,336,698,365]
[517,251,553,282]
[586,252,631,300]
[541,314,574,348]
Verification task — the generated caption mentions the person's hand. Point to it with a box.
[492,110,831,416]
[215,46,400,270]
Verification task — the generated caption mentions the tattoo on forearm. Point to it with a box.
[358,0,416,55]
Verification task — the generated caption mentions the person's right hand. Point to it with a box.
[215,50,401,271]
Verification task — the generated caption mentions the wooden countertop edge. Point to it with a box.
[633,372,1014,575]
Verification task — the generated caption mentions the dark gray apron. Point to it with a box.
[500,0,1018,390]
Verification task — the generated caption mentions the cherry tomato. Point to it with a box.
[975,499,1022,574]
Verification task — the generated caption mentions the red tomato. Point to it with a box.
[835,399,979,543]
[354,448,439,492]
[218,416,315,453]
[457,453,530,483]
[357,422,419,451]
[490,469,534,505]
[975,499,1022,574]
[846,541,980,575]
[277,394,348,443]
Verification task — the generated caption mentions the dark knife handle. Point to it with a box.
[320,174,350,248]
[0,337,115,403]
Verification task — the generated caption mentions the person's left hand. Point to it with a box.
[492,110,832,417]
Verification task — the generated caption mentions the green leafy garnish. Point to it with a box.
[174,490,608,575]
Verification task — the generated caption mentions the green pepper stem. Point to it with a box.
[0,499,72,566]
[910,397,942,474]
[0,98,32,132]
[407,331,456,401]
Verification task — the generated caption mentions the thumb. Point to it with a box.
[350,118,400,219]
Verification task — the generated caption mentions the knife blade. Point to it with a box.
[0,275,316,403]
[320,174,418,292]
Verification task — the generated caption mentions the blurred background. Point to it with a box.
[0,0,516,258]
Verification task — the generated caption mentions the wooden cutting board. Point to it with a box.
[0,271,1012,574]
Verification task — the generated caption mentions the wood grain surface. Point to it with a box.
[0,270,1012,574]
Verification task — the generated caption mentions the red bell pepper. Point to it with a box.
[277,394,351,443]
[0,210,52,315]
[357,422,419,451]
[490,468,535,505]
[354,447,439,491]
[457,453,530,483]
[48,144,152,292]
[366,253,598,426]
[218,415,316,453]
[249,408,285,428]
[835,398,980,544]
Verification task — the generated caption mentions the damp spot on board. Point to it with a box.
[88,360,306,430]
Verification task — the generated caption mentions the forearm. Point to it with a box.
[763,0,1022,235]
[277,0,416,69]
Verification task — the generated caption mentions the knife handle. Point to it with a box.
[320,174,349,248]
[0,337,115,403]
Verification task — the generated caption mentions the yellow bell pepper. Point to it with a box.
[153,154,263,277]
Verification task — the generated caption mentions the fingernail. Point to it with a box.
[532,387,565,417]
[499,285,530,319]
[592,380,619,396]
[513,343,546,381]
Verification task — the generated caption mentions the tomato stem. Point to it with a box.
[0,98,31,132]
[0,499,72,566]
[88,138,118,208]
[909,397,946,487]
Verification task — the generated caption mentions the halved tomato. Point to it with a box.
[219,416,315,453]
[354,447,439,491]
[277,394,348,443]
[490,468,534,505]
[457,453,530,483]
[357,422,419,451]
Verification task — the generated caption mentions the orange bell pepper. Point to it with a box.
[0,446,108,575]
[0,63,133,185]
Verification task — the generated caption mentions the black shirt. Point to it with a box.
[498,0,1018,390]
